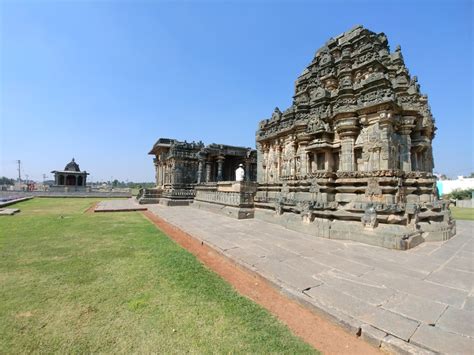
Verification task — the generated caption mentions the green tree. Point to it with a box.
[0,176,15,185]
[446,188,474,200]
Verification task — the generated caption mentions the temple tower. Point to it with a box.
[255,25,455,249]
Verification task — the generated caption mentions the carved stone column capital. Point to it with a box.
[400,116,416,135]
[335,117,359,139]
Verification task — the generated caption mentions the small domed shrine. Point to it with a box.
[51,158,89,190]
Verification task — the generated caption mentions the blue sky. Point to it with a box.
[1,0,472,182]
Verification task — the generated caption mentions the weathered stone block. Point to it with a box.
[436,306,474,337]
[410,324,474,354]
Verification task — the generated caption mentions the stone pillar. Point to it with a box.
[336,117,359,172]
[259,143,270,183]
[325,150,334,171]
[197,160,204,184]
[298,139,309,177]
[400,116,415,172]
[245,159,251,181]
[291,140,297,178]
[217,156,225,182]
[340,137,355,171]
[275,142,282,180]
[158,165,162,186]
[377,112,395,171]
[205,161,212,183]
[256,143,264,183]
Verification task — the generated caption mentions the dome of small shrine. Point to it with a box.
[64,158,80,172]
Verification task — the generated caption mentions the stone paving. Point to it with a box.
[94,198,147,212]
[148,204,474,354]
[0,208,20,215]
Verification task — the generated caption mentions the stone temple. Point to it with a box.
[143,138,257,217]
[254,25,454,249]
[146,26,455,250]
[51,158,89,192]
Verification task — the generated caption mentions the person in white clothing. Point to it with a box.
[235,164,245,182]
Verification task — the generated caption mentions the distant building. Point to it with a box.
[51,158,89,191]
[437,176,474,196]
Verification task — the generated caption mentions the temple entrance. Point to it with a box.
[59,175,65,185]
[66,175,76,186]
[77,176,83,186]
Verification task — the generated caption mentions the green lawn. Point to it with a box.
[451,206,474,221]
[0,198,316,354]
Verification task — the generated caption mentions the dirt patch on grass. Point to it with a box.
[15,311,33,318]
[84,202,99,214]
[142,211,380,355]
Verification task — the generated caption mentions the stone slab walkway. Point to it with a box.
[148,205,474,354]
[0,208,20,215]
[95,198,147,212]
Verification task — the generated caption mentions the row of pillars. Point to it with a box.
[197,157,251,183]
[55,174,86,186]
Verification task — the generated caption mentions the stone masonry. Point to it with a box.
[145,138,257,207]
[254,25,455,250]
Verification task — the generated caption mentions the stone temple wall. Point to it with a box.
[147,138,257,206]
[254,25,455,249]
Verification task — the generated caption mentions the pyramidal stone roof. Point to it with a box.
[257,25,435,141]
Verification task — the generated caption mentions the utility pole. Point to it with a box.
[17,160,21,185]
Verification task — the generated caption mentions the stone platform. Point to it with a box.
[148,204,473,354]
[0,208,20,216]
[94,199,147,212]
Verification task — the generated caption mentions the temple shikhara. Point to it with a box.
[146,26,455,249]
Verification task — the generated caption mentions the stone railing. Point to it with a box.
[194,181,257,207]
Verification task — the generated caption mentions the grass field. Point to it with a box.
[0,198,316,354]
[451,206,474,221]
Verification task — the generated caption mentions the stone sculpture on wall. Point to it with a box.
[254,25,455,250]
